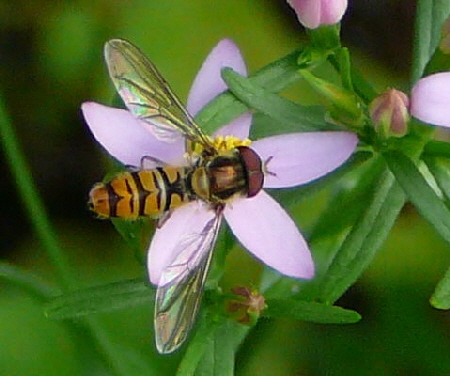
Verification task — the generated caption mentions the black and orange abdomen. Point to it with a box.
[89,167,191,220]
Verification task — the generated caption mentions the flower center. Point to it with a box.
[191,135,252,156]
[212,135,251,152]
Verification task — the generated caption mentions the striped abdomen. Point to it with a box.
[89,167,190,219]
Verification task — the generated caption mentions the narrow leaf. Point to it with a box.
[46,279,153,319]
[316,165,405,304]
[176,314,221,376]
[264,299,361,324]
[222,67,336,134]
[384,150,450,247]
[424,156,450,202]
[0,263,56,300]
[431,264,450,309]
[196,47,304,134]
[412,0,450,82]
[195,321,249,376]
[328,49,377,102]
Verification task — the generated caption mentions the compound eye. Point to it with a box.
[237,146,264,198]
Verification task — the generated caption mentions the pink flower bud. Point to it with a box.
[369,89,410,138]
[287,0,348,29]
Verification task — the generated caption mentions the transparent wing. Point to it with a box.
[154,208,223,354]
[104,38,214,152]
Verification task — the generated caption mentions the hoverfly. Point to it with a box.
[88,39,264,353]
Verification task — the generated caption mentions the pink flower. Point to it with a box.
[410,72,450,127]
[287,0,348,29]
[82,39,358,284]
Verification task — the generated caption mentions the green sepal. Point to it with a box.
[298,69,364,127]
[308,24,342,50]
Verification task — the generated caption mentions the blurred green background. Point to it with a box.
[2,0,450,375]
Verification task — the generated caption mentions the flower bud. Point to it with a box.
[226,286,266,326]
[369,89,409,138]
[287,0,348,29]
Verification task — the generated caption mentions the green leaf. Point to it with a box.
[423,140,450,159]
[45,278,153,320]
[195,47,304,134]
[264,299,361,324]
[195,321,249,376]
[315,164,405,304]
[333,47,353,91]
[82,316,160,376]
[176,314,221,376]
[0,263,56,300]
[424,156,450,202]
[328,49,377,103]
[431,264,450,309]
[384,150,450,247]
[412,0,450,82]
[111,218,150,264]
[222,67,335,136]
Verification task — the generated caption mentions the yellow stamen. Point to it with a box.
[212,135,251,152]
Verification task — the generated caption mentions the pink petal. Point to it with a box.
[81,102,185,167]
[147,202,217,285]
[213,112,252,139]
[224,191,314,279]
[251,131,358,188]
[410,72,450,127]
[187,38,247,116]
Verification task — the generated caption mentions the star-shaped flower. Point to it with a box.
[82,38,358,285]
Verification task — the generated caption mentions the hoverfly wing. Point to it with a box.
[104,39,214,151]
[154,208,223,354]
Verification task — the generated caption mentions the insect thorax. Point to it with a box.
[187,149,248,204]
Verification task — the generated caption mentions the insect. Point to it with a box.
[88,39,265,353]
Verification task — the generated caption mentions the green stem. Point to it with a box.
[0,92,130,376]
[0,94,74,290]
